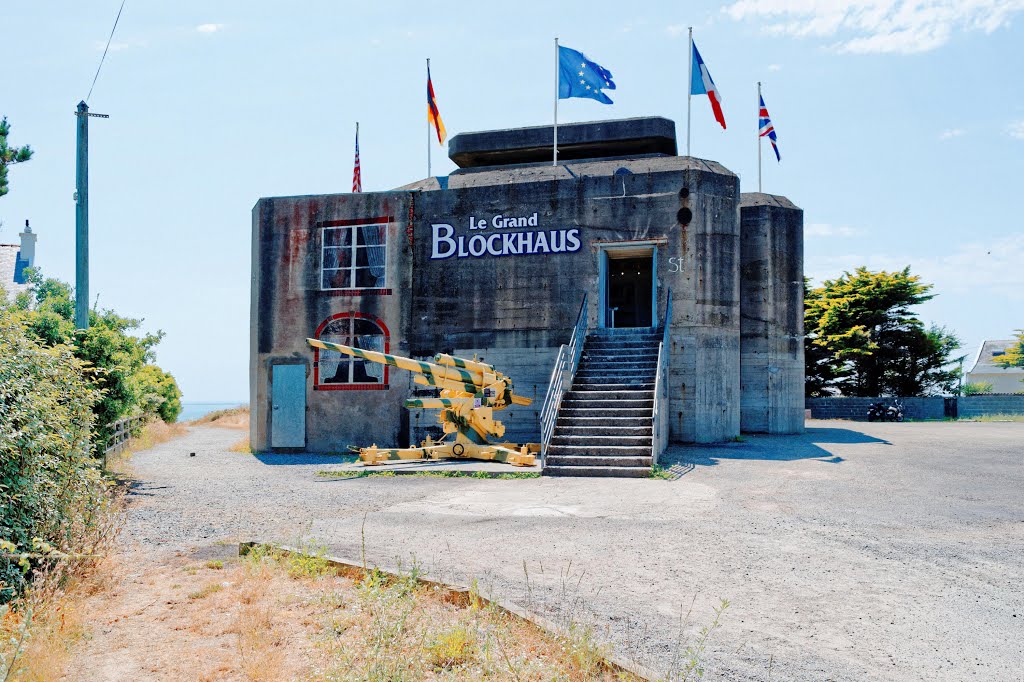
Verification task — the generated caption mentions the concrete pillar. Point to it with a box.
[739,193,804,434]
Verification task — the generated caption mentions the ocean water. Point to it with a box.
[177,402,247,422]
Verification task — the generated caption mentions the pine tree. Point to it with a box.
[0,116,34,198]
[805,266,964,397]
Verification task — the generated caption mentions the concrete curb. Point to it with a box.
[315,470,541,479]
[238,541,659,681]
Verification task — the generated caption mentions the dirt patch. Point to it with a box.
[70,546,637,681]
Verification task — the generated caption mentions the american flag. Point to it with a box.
[352,124,362,192]
[759,95,780,162]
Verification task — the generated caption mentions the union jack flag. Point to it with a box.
[352,124,362,193]
[759,95,780,162]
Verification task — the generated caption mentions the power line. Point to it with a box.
[86,0,127,103]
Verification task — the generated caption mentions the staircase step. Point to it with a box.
[548,444,652,456]
[554,425,652,437]
[564,389,653,400]
[572,382,656,390]
[577,364,658,373]
[543,465,652,478]
[561,399,654,409]
[559,408,653,418]
[557,416,651,427]
[552,435,652,446]
[546,455,653,467]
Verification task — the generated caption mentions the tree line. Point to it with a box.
[804,266,1021,397]
[1,116,181,602]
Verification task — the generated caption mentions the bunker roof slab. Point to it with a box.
[448,116,678,168]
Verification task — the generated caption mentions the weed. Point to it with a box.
[188,582,224,600]
[650,465,674,480]
[426,625,477,669]
[205,560,224,570]
[229,436,252,453]
[732,435,746,443]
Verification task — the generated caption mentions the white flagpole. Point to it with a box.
[427,58,432,178]
[686,27,693,157]
[553,37,559,166]
[757,81,762,193]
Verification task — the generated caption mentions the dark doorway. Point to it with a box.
[606,255,653,328]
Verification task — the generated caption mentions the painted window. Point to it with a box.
[321,223,387,291]
[313,313,390,391]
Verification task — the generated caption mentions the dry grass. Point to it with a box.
[0,492,122,681]
[64,547,640,682]
[229,436,252,454]
[189,406,249,430]
[105,418,188,474]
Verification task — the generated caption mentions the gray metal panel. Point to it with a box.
[271,364,306,448]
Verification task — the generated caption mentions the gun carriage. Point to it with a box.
[307,339,538,467]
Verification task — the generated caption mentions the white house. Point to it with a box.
[965,339,1024,393]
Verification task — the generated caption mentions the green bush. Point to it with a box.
[0,315,107,602]
[3,267,177,445]
[963,381,994,396]
[136,364,182,423]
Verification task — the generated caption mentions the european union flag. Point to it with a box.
[558,45,615,104]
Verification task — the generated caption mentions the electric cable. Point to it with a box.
[86,0,127,103]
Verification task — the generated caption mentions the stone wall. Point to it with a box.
[806,395,1024,420]
[805,397,947,420]
[957,394,1024,417]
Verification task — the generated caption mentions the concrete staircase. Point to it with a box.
[544,328,660,477]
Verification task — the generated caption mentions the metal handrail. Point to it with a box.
[539,293,589,464]
[651,290,672,465]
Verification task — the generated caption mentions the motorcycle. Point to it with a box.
[867,400,904,422]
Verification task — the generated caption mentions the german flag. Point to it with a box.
[427,64,446,145]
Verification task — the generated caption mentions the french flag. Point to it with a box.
[690,41,726,130]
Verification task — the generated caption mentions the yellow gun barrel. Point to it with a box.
[433,353,496,374]
[307,338,483,386]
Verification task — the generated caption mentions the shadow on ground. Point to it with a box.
[253,453,357,466]
[658,427,890,478]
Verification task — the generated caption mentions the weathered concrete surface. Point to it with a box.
[250,192,415,453]
[252,118,794,451]
[739,193,804,434]
[448,116,678,168]
[127,422,1024,681]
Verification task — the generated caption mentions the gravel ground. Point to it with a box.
[124,421,1024,681]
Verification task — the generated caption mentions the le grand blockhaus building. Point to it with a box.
[250,117,804,467]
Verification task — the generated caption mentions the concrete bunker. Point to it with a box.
[250,116,804,469]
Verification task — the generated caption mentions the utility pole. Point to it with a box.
[74,100,108,329]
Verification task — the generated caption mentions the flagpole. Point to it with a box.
[757,82,762,193]
[553,37,559,167]
[686,27,693,157]
[427,58,432,178]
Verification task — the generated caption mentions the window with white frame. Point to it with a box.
[321,223,387,290]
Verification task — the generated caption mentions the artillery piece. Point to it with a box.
[306,338,538,467]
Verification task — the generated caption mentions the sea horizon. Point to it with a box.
[177,401,248,423]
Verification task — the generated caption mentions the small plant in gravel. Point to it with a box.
[205,560,224,570]
[650,465,674,480]
[187,582,223,600]
[426,625,477,669]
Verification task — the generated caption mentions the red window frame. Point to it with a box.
[312,312,391,391]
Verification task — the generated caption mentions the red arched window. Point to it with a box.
[313,312,390,391]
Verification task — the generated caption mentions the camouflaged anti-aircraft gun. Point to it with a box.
[307,339,538,466]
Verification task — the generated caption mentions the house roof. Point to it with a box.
[0,243,31,301]
[967,339,1024,374]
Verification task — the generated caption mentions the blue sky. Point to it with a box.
[3,1,1023,401]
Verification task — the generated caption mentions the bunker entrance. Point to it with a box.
[606,255,653,328]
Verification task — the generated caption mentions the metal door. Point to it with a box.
[271,364,306,448]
